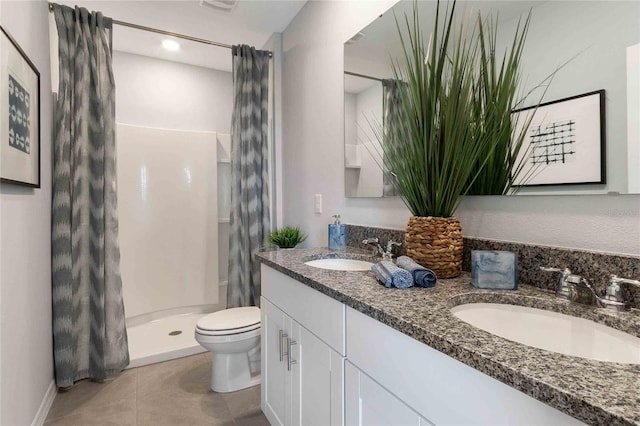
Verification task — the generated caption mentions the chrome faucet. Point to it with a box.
[361,238,401,260]
[541,267,640,312]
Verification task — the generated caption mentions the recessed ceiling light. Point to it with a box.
[162,39,180,51]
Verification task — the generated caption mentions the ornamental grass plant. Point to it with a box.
[378,0,546,211]
[379,0,492,218]
[374,0,548,277]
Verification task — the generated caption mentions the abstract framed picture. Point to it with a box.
[0,26,40,188]
[511,90,605,187]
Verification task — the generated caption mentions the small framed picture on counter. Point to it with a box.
[1,25,40,188]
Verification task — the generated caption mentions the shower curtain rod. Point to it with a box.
[344,71,384,82]
[48,3,272,58]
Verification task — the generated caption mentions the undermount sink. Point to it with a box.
[451,303,640,364]
[304,258,374,271]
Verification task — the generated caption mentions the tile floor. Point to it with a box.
[44,353,269,426]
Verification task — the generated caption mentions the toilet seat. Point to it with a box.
[196,306,260,336]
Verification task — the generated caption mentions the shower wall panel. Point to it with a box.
[117,124,219,318]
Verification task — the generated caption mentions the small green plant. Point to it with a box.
[269,227,307,249]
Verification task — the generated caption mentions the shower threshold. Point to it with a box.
[126,311,209,369]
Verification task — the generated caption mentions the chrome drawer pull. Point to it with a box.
[279,330,286,362]
[287,338,297,371]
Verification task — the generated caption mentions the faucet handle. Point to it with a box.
[386,239,402,251]
[609,275,640,288]
[603,275,640,306]
[604,280,624,303]
[540,266,570,274]
[540,267,574,300]
[597,275,636,311]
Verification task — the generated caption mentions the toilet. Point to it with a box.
[194,306,261,393]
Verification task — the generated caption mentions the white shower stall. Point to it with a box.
[112,50,234,367]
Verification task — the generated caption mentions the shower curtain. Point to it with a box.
[51,4,129,388]
[227,45,271,308]
[382,79,403,197]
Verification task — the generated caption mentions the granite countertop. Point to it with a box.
[256,247,640,426]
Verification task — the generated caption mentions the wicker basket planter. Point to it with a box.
[405,216,463,278]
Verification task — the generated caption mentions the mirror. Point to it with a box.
[344,0,640,197]
[344,72,383,197]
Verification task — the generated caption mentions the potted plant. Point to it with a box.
[268,226,307,249]
[378,1,535,277]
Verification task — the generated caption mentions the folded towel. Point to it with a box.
[396,256,437,288]
[371,261,413,289]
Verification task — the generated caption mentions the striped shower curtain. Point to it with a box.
[382,79,403,197]
[227,45,271,308]
[51,4,129,388]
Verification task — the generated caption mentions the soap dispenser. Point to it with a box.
[328,214,346,251]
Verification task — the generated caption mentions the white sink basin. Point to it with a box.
[304,258,374,271]
[451,303,640,364]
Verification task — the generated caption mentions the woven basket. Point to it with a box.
[405,216,463,278]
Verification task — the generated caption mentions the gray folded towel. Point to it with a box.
[396,256,437,288]
[371,261,413,289]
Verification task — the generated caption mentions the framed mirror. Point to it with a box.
[344,0,640,197]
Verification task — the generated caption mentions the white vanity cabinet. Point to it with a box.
[261,266,345,426]
[261,264,584,426]
[345,306,584,426]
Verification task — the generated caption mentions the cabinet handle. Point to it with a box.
[279,330,285,362]
[287,338,297,371]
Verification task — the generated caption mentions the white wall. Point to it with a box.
[262,32,284,229]
[0,1,54,424]
[113,51,232,132]
[281,0,640,256]
[629,43,640,194]
[282,0,396,242]
[112,52,233,315]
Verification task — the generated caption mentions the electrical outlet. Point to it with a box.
[314,194,322,214]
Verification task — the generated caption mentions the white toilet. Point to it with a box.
[194,306,261,393]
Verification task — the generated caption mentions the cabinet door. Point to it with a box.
[345,361,429,426]
[290,322,344,426]
[261,297,290,426]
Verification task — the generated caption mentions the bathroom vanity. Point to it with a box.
[257,248,640,426]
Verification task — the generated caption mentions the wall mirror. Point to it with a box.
[344,0,640,197]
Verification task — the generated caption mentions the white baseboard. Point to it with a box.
[32,380,56,426]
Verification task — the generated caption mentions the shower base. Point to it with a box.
[126,311,212,369]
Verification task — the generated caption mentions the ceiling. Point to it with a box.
[57,0,308,71]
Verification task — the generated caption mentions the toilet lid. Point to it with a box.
[196,307,260,334]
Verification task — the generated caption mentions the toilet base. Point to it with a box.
[210,352,261,393]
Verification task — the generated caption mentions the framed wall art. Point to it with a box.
[511,90,606,187]
[1,25,40,188]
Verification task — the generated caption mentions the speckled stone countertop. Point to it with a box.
[256,247,640,426]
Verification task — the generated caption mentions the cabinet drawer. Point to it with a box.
[262,265,345,355]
